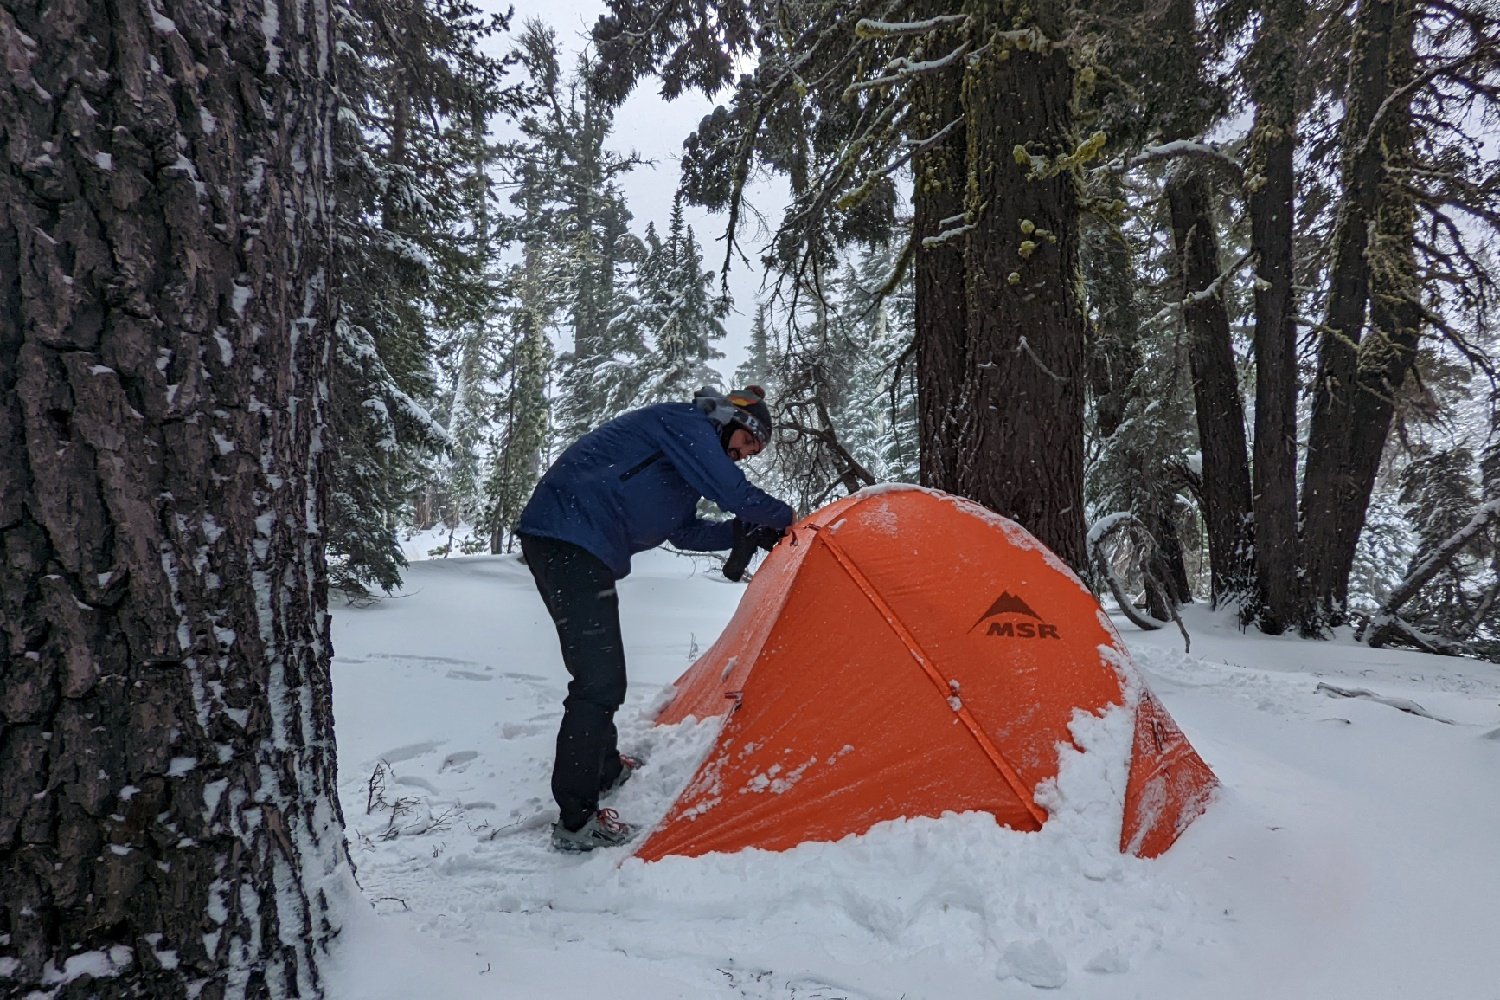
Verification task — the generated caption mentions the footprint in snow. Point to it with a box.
[375,740,443,765]
[439,751,480,773]
[499,722,550,739]
[998,939,1068,989]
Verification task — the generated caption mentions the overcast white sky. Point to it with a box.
[483,0,783,376]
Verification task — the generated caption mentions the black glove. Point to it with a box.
[733,519,785,552]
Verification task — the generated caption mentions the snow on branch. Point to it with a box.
[919,219,975,248]
[848,116,963,192]
[1105,140,1244,180]
[854,14,970,39]
[1144,249,1253,329]
[844,42,970,96]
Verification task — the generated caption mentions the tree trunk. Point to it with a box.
[1083,181,1143,443]
[0,0,350,996]
[1145,507,1195,617]
[1166,164,1254,605]
[912,0,968,491]
[1244,4,1305,634]
[1337,79,1424,597]
[1301,0,1416,627]
[942,6,1087,571]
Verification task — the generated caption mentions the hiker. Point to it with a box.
[517,386,795,852]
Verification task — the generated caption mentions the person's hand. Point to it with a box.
[746,523,784,552]
[732,519,785,552]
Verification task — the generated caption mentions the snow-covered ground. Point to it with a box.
[324,548,1500,999]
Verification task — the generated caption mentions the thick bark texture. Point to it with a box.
[933,7,1086,571]
[1336,146,1424,593]
[912,0,968,492]
[1244,4,1305,634]
[1301,0,1419,626]
[0,0,350,997]
[1166,165,1253,605]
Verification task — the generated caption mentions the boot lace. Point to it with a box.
[594,808,628,833]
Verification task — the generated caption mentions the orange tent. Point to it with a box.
[636,486,1217,862]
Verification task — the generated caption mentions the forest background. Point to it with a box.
[334,0,1500,660]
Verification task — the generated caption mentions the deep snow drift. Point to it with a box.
[324,547,1500,999]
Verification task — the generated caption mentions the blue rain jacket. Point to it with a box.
[517,403,795,579]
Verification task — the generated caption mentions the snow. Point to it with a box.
[262,0,281,75]
[326,550,1500,999]
[148,7,176,33]
[40,946,134,985]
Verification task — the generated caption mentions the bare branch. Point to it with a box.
[1143,249,1254,329]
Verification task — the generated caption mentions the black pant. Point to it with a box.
[520,534,628,831]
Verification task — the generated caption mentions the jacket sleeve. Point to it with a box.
[667,517,737,552]
[651,415,795,529]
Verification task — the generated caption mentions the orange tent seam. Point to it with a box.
[813,528,1048,828]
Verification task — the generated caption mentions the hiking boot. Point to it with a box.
[600,753,644,798]
[551,808,638,853]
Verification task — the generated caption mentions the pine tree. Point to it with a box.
[734,301,776,389]
[1392,447,1487,636]
[479,151,558,551]
[329,0,512,593]
[631,198,728,403]
[428,109,509,554]
[508,23,646,440]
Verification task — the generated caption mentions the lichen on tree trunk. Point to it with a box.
[922,4,1087,572]
[0,0,352,996]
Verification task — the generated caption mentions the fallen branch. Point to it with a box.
[1315,682,1456,724]
[1361,498,1500,649]
[1087,512,1192,650]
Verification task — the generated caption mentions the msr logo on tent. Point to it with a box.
[970,591,1061,639]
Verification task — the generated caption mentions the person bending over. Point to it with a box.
[517,386,793,852]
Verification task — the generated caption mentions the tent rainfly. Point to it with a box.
[636,486,1217,862]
